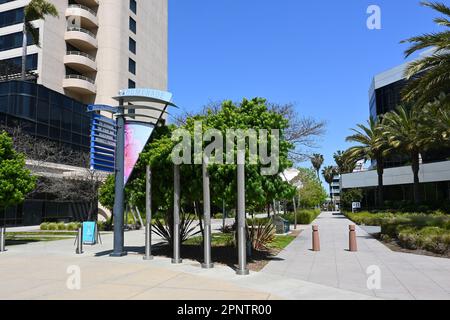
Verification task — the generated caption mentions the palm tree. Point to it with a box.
[334,150,357,174]
[382,105,430,204]
[310,154,324,179]
[21,0,59,80]
[345,117,390,207]
[322,166,337,206]
[401,1,450,105]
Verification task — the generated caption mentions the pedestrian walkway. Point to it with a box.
[0,224,374,300]
[262,212,450,300]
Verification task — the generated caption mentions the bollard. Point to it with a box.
[312,225,320,251]
[76,227,83,254]
[349,225,358,252]
[0,227,6,252]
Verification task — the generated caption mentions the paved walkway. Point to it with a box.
[262,212,450,300]
[0,224,375,300]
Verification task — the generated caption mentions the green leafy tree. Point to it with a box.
[22,0,59,80]
[382,105,430,204]
[341,188,364,211]
[98,174,115,211]
[103,98,296,221]
[322,166,337,204]
[0,132,36,215]
[345,117,390,207]
[401,1,450,105]
[296,168,327,208]
[310,153,324,179]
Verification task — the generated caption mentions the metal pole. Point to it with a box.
[76,227,83,254]
[202,157,214,269]
[111,99,127,257]
[144,165,154,260]
[0,227,6,252]
[222,198,226,231]
[293,197,298,230]
[172,164,182,264]
[236,150,249,275]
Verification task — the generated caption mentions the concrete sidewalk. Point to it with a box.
[262,212,450,300]
[0,225,375,300]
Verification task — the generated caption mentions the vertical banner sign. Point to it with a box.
[124,122,154,185]
[90,113,116,173]
[82,221,97,245]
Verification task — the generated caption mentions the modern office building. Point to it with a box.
[0,0,168,226]
[341,59,450,208]
[331,175,340,207]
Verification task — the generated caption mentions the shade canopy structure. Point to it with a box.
[113,88,179,108]
[110,88,178,258]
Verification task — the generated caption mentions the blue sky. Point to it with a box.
[167,0,441,170]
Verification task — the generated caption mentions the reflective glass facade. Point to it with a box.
[0,80,91,153]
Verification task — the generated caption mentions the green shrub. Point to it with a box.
[282,209,321,225]
[57,222,66,231]
[346,210,449,255]
[40,222,50,231]
[47,223,58,230]
[67,222,80,231]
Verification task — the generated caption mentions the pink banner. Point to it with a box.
[124,122,154,185]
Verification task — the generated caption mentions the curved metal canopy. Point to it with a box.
[113,88,179,108]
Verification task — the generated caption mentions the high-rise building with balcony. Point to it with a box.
[0,0,168,105]
[0,0,168,226]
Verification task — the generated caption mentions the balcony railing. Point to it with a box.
[65,74,95,84]
[66,51,96,62]
[68,4,97,16]
[67,27,96,39]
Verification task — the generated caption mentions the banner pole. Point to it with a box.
[111,99,127,257]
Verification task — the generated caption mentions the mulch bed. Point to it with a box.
[152,229,302,272]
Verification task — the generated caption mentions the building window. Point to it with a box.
[0,30,37,52]
[130,0,137,14]
[128,79,136,88]
[0,7,25,28]
[129,37,136,54]
[0,54,38,73]
[129,17,136,34]
[129,58,136,75]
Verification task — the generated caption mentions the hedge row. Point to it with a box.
[345,211,450,255]
[40,222,81,231]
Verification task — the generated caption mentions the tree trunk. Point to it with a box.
[21,24,27,81]
[376,156,384,208]
[411,152,421,204]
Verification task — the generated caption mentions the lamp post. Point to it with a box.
[236,150,249,275]
[111,100,127,257]
[202,156,214,269]
[172,164,182,264]
[144,165,154,260]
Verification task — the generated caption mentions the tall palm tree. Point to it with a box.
[310,154,324,179]
[401,1,450,105]
[382,105,430,204]
[345,117,390,207]
[334,150,357,174]
[322,166,337,205]
[21,0,59,80]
